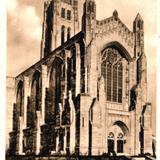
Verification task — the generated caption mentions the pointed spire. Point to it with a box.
[133,12,144,32]
[135,13,143,21]
[113,9,118,18]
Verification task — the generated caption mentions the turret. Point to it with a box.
[113,9,118,19]
[81,0,97,97]
[133,13,144,58]
[82,0,96,44]
[133,13,145,84]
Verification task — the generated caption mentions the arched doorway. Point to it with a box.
[107,121,129,155]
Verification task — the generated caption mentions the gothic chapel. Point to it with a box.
[8,0,153,156]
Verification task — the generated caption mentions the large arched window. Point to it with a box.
[45,58,63,124]
[50,58,62,105]
[16,81,24,117]
[27,71,41,128]
[31,71,41,111]
[67,47,76,97]
[101,48,123,103]
[13,81,24,131]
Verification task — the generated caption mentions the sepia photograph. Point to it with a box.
[6,0,157,159]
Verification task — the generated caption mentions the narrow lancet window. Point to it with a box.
[67,27,71,40]
[61,25,65,45]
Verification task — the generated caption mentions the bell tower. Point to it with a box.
[41,0,83,58]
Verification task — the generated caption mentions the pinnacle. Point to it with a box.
[113,9,118,18]
[135,13,143,21]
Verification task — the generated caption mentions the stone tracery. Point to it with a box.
[101,48,123,103]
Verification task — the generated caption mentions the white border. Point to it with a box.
[2,0,159,159]
[0,0,6,159]
[156,0,160,159]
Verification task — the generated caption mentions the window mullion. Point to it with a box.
[111,64,113,102]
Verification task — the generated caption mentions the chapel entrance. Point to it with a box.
[107,121,128,154]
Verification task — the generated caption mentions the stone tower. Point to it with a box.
[41,0,84,58]
[132,13,152,155]
[82,0,97,98]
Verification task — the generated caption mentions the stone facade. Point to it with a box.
[6,77,15,150]
[7,0,152,157]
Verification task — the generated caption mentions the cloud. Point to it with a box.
[7,0,42,76]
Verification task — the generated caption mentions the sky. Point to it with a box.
[7,0,157,134]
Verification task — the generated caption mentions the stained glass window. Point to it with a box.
[101,48,123,103]
[113,64,118,102]
[118,63,123,103]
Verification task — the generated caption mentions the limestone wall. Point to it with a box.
[6,77,15,150]
[96,17,134,58]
